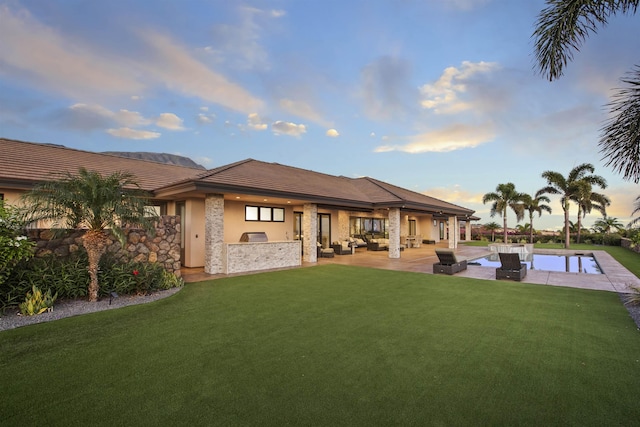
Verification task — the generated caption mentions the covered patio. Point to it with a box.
[182,242,640,293]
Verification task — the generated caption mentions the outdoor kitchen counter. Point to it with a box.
[223,240,302,274]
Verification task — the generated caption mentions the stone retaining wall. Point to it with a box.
[621,237,640,254]
[26,215,182,276]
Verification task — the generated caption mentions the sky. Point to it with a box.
[1,0,639,231]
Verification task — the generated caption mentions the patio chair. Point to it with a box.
[331,241,353,255]
[317,243,335,258]
[433,249,467,275]
[496,252,527,281]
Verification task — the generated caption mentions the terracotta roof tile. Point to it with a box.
[1,139,475,216]
[0,138,202,191]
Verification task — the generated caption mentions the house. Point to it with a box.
[0,138,478,275]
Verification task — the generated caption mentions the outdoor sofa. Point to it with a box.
[367,238,390,251]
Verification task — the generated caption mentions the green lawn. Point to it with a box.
[2,264,640,426]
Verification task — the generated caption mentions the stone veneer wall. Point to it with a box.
[224,241,301,274]
[26,215,182,277]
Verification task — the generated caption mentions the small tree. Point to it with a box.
[521,190,552,244]
[483,221,501,242]
[21,168,158,302]
[593,216,624,235]
[541,163,607,248]
[482,183,526,243]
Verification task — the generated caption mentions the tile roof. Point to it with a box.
[158,158,475,216]
[0,138,202,191]
[1,139,475,216]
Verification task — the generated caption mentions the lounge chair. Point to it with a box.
[496,252,527,281]
[433,249,467,275]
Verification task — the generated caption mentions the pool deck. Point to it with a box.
[182,243,640,293]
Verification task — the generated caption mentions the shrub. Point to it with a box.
[2,251,182,312]
[19,285,57,316]
[624,286,640,306]
[0,201,34,290]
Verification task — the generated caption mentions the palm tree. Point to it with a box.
[21,168,158,302]
[482,183,526,243]
[521,190,552,244]
[482,221,501,242]
[533,1,640,183]
[571,180,611,243]
[593,216,624,235]
[630,195,640,227]
[541,163,607,248]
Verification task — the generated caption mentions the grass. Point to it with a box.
[2,264,640,426]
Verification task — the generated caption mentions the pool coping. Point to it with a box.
[457,248,640,293]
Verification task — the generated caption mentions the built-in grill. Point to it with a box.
[239,232,268,242]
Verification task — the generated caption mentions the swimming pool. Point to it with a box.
[469,253,603,274]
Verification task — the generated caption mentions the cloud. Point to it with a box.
[247,113,268,130]
[0,5,264,114]
[53,103,149,131]
[421,184,485,205]
[438,0,491,11]
[197,113,215,124]
[137,30,264,114]
[0,5,143,100]
[326,129,340,137]
[279,98,329,126]
[156,112,184,130]
[374,122,495,153]
[272,121,306,137]
[107,127,160,140]
[360,55,419,120]
[420,61,500,114]
[208,5,283,71]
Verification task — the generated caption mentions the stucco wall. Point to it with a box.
[223,200,296,242]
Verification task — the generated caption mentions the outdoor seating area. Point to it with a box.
[496,252,527,281]
[433,249,468,275]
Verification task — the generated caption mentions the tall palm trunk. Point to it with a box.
[529,213,534,244]
[503,208,508,243]
[576,205,583,244]
[563,201,570,249]
[82,230,108,302]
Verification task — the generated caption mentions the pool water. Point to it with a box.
[469,253,603,274]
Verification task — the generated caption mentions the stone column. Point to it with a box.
[204,194,224,274]
[465,220,471,241]
[448,216,458,249]
[338,210,350,240]
[388,208,401,259]
[303,203,318,263]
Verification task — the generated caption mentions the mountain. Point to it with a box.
[102,151,206,169]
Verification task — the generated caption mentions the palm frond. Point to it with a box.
[599,65,640,183]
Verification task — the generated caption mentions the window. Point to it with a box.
[409,219,416,235]
[349,216,389,237]
[245,205,285,222]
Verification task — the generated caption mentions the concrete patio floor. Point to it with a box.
[182,242,640,294]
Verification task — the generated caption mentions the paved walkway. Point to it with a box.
[182,243,640,293]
